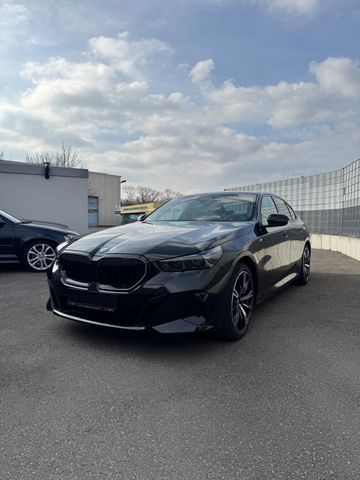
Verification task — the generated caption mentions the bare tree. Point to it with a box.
[122,185,137,205]
[55,143,82,168]
[26,143,82,168]
[160,188,182,202]
[122,185,182,205]
[136,186,162,203]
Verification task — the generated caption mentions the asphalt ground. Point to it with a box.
[1,250,360,480]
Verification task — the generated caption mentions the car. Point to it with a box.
[46,192,311,340]
[0,209,78,272]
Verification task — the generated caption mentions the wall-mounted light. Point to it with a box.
[44,161,50,179]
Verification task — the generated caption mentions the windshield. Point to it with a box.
[0,209,22,224]
[146,193,256,222]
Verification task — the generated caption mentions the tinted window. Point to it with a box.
[273,197,292,219]
[260,196,277,226]
[147,193,256,222]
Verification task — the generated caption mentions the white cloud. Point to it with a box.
[259,0,319,15]
[310,57,360,98]
[189,59,215,84]
[203,56,360,128]
[88,31,172,77]
[1,31,359,192]
[0,3,28,27]
[248,0,359,18]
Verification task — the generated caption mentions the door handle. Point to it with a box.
[283,233,289,238]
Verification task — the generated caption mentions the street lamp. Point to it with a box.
[118,178,127,224]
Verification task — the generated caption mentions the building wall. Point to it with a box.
[0,161,89,233]
[88,171,121,226]
[226,159,360,238]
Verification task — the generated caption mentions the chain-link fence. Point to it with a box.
[225,159,360,237]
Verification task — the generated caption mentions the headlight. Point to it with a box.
[56,241,69,254]
[158,245,223,272]
[56,236,76,257]
[64,234,77,242]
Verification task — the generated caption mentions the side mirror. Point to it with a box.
[0,220,6,228]
[267,213,289,227]
[138,214,146,222]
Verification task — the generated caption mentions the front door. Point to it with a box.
[255,195,291,291]
[0,216,15,259]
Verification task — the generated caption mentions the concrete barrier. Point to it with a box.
[311,234,360,262]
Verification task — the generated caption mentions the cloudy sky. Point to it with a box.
[1,0,360,192]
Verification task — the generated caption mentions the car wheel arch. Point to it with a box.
[18,236,58,263]
[234,254,258,303]
[20,237,57,257]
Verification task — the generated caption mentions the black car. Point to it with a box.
[0,209,78,272]
[46,192,311,340]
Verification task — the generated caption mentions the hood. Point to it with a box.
[64,220,253,259]
[20,220,76,235]
[22,219,69,229]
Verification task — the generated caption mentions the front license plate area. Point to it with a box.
[66,290,117,312]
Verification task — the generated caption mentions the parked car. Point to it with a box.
[46,192,311,340]
[0,209,78,272]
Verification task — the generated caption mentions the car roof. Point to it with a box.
[180,191,261,197]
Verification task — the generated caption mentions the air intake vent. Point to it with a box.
[59,254,96,284]
[59,253,147,291]
[97,257,146,290]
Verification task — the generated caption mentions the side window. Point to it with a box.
[286,203,296,220]
[260,196,278,226]
[273,197,291,219]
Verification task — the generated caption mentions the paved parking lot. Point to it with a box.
[1,250,360,480]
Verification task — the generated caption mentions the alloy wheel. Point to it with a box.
[27,243,56,271]
[303,245,311,281]
[231,270,254,331]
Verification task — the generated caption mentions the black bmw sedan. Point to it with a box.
[0,209,78,272]
[47,192,310,340]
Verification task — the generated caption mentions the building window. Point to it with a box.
[88,196,99,227]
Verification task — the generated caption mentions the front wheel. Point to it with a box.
[217,263,255,341]
[295,244,311,285]
[22,241,56,272]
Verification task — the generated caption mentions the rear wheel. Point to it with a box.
[22,241,56,272]
[218,263,255,341]
[295,243,311,285]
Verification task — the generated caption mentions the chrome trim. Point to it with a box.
[60,275,144,295]
[52,308,146,331]
[97,283,144,295]
[61,273,90,290]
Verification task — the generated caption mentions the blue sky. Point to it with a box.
[1,0,360,192]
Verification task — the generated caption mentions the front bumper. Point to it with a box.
[47,266,220,334]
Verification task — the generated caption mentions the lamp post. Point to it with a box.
[118,177,127,224]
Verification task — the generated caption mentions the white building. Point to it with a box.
[0,161,124,233]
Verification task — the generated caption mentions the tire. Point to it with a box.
[217,262,255,341]
[22,240,57,272]
[295,243,311,285]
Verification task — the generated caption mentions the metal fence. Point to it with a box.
[225,159,360,237]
